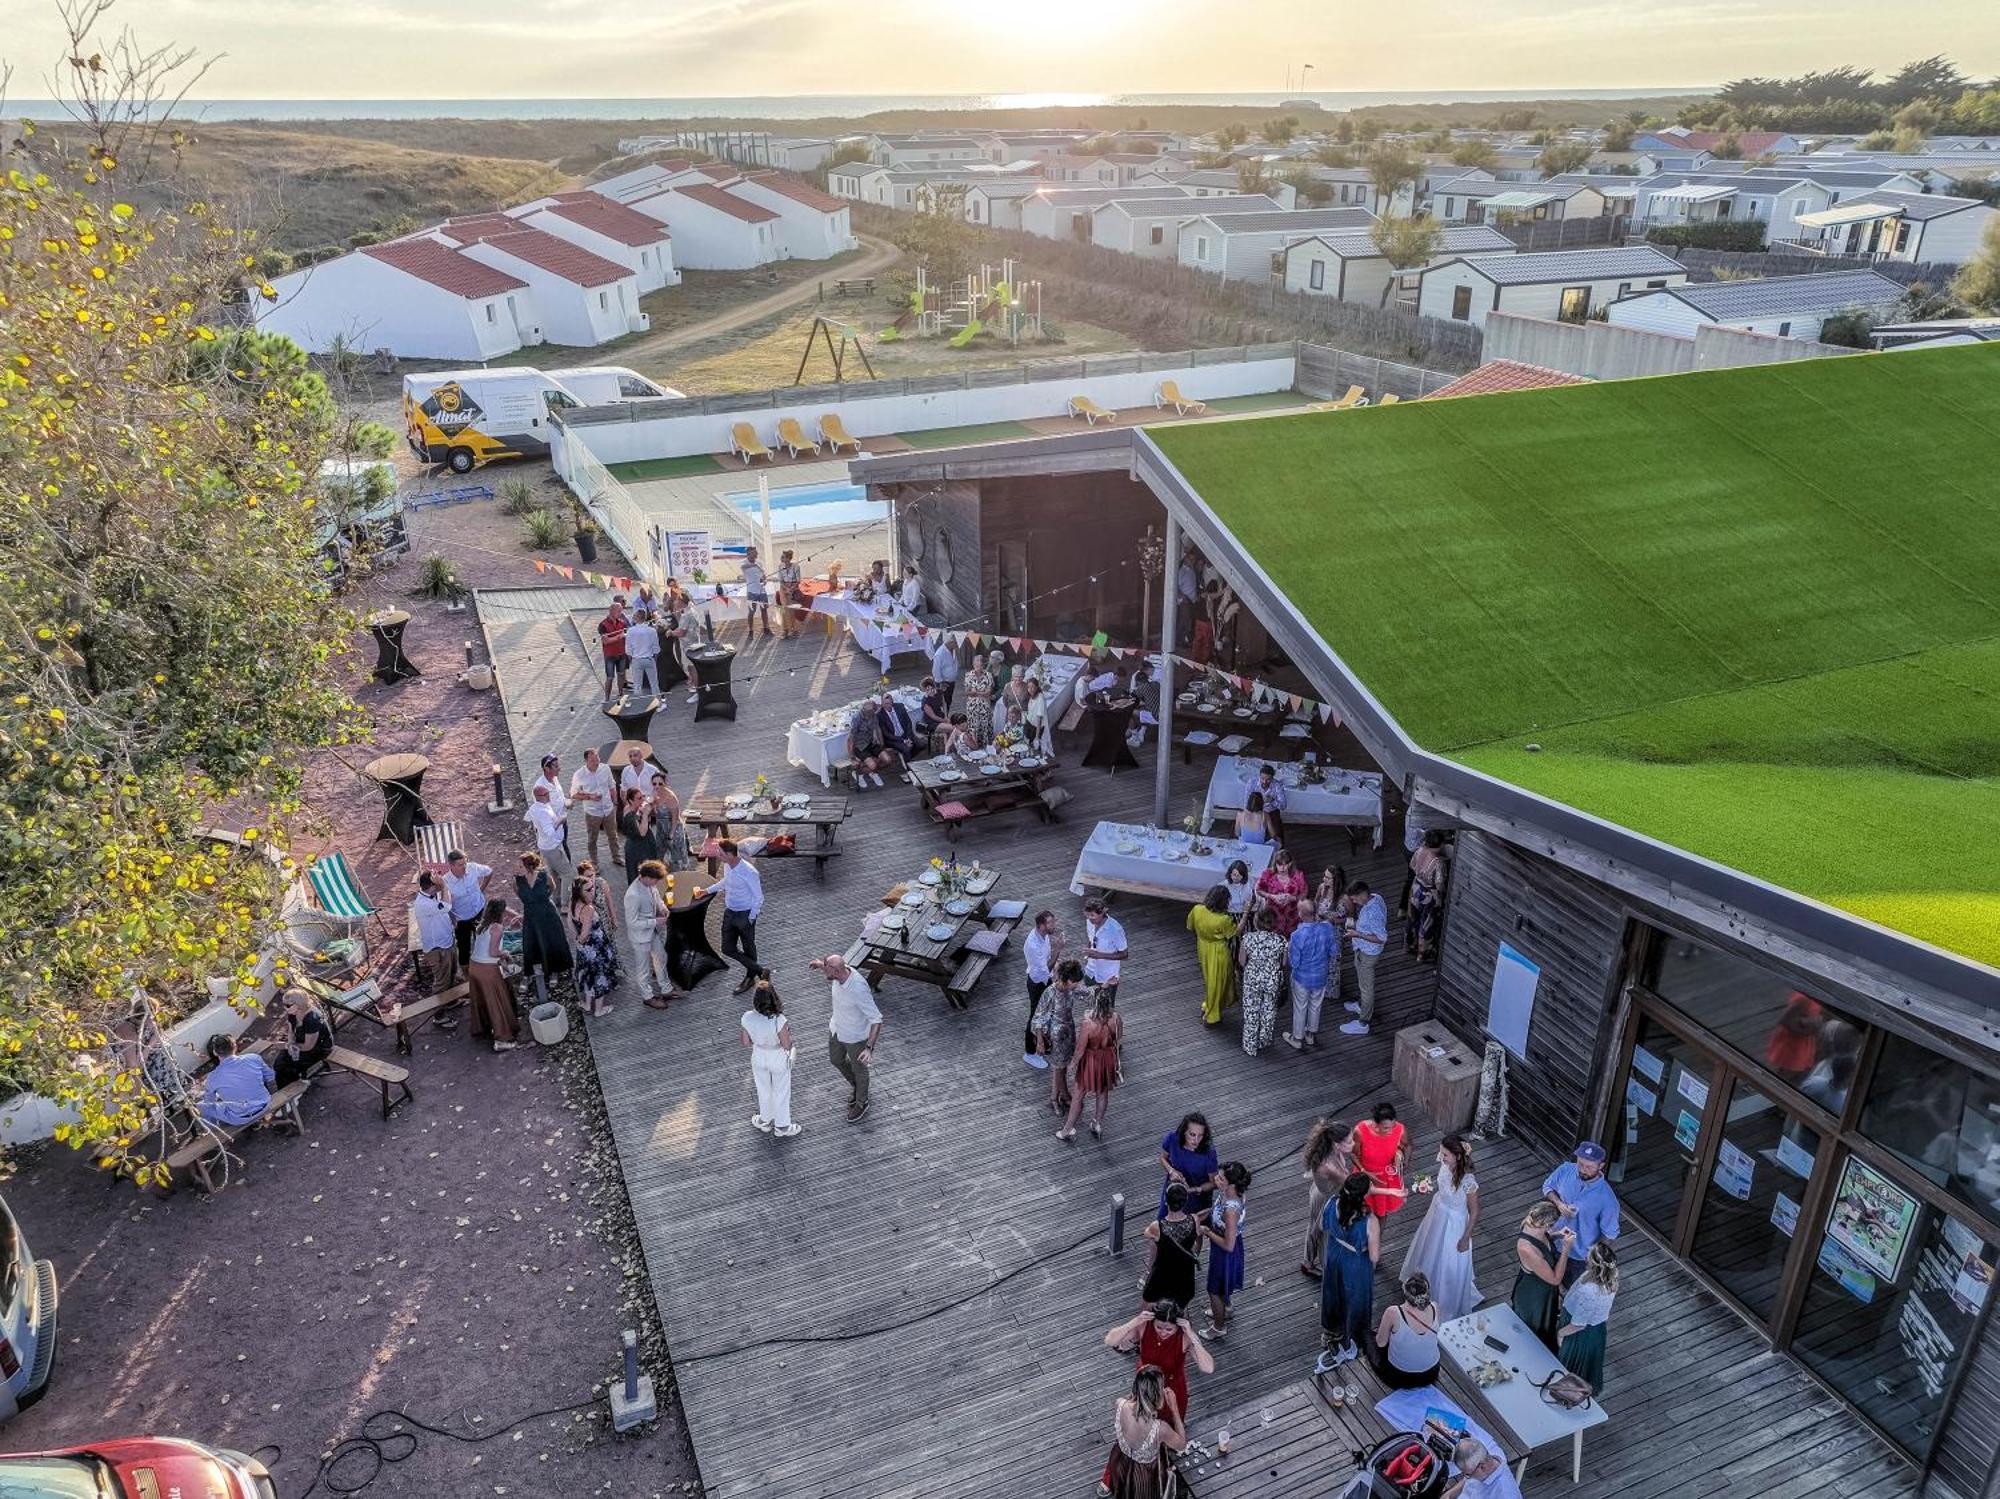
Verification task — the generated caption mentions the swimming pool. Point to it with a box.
[722,479,877,534]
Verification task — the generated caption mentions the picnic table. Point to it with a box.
[908,749,1059,842]
[1069,821,1275,900]
[1435,1303,1607,1483]
[846,866,1018,1008]
[686,791,851,882]
[1173,695,1288,763]
[1200,756,1386,848]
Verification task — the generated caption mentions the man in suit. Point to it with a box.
[875,689,921,773]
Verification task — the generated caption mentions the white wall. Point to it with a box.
[258,253,512,361]
[458,243,635,346]
[515,205,677,293]
[1603,291,1705,338]
[630,193,775,269]
[1420,264,1687,328]
[563,356,1298,464]
[729,181,854,258]
[1912,205,1999,265]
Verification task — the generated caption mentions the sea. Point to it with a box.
[5,88,1705,124]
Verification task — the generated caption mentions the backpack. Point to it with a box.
[1338,1432,1453,1499]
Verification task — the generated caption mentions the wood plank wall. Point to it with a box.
[1433,829,1631,1158]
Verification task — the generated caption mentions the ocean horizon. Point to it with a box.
[5,87,1709,124]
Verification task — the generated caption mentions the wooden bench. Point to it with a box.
[161,1079,310,1195]
[944,910,1024,1006]
[326,1044,414,1120]
[302,975,465,1054]
[833,276,876,297]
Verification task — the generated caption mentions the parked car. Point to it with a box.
[0,1438,278,1498]
[0,1195,56,1423]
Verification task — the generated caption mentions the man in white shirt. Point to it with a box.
[811,952,883,1122]
[625,611,661,695]
[531,751,570,856]
[899,565,926,616]
[718,839,764,994]
[1021,909,1057,1071]
[1080,897,1127,1007]
[741,546,771,639]
[617,743,654,801]
[568,746,619,870]
[930,636,961,710]
[410,872,459,993]
[1445,1440,1524,1499]
[1340,880,1390,1035]
[524,782,572,883]
[1175,547,1201,647]
[620,858,685,1008]
[442,850,492,967]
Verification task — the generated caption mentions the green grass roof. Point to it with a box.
[1148,344,2000,969]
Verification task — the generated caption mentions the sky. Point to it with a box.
[1,0,1996,101]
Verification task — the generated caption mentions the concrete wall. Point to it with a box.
[1484,310,1861,380]
[563,353,1297,464]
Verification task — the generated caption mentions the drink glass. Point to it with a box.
[1215,1427,1231,1455]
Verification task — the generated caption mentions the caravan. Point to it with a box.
[402,366,683,472]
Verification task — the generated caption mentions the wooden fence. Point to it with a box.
[1295,342,1464,401]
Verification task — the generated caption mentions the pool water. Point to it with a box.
[722,479,877,535]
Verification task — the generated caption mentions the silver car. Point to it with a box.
[0,1195,57,1421]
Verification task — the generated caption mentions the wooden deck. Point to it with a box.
[477,594,1915,1499]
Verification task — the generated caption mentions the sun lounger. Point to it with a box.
[731,423,772,465]
[1377,393,1401,406]
[1154,380,1208,416]
[776,417,819,458]
[1067,395,1115,426]
[818,414,861,454]
[1331,384,1369,410]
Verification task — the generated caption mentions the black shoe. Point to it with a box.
[732,974,755,995]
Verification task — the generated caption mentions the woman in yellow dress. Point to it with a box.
[1187,884,1239,1025]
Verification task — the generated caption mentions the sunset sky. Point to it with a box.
[4,0,1997,101]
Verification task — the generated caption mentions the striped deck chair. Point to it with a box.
[413,822,462,872]
[303,852,395,947]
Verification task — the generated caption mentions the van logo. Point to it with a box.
[421,382,482,433]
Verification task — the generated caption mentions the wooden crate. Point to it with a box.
[1391,1022,1482,1132]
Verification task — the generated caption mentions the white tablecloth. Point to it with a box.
[1033,655,1087,725]
[1069,820,1275,898]
[1200,757,1385,846]
[786,688,926,786]
[1437,1305,1607,1464]
[810,592,928,673]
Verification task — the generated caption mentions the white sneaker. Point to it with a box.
[773,1123,803,1138]
[751,1115,772,1132]
[1343,1001,1361,1014]
[869,772,884,788]
[1025,1052,1049,1069]
[686,691,699,704]
[1282,1034,1304,1051]
[1339,1019,1370,1036]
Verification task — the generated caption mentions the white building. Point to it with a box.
[1630,174,1838,245]
[1310,167,1415,218]
[1872,317,2000,350]
[1018,187,1193,242]
[1467,183,1607,223]
[963,181,1041,230]
[1788,190,1999,265]
[1093,193,1278,258]
[257,238,529,361]
[1427,176,1536,223]
[511,192,678,294]
[974,130,1093,164]
[435,221,645,347]
[1606,269,1907,342]
[627,184,781,269]
[1174,207,1377,282]
[730,172,856,259]
[869,134,988,167]
[1282,224,1516,305]
[1418,246,1688,328]
[1136,167,1298,209]
[591,161,692,205]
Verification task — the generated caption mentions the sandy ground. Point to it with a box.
[0,488,701,1498]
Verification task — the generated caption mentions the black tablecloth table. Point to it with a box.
[1082,697,1141,772]
[687,644,738,723]
[364,752,432,845]
[665,887,726,992]
[368,610,421,684]
[602,693,664,744]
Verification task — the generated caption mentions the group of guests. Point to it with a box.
[195,987,335,1127]
[1187,851,1392,1055]
[919,645,1058,759]
[1021,901,1130,1140]
[594,589,702,705]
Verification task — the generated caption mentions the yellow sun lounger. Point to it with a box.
[1067,395,1115,425]
[1377,393,1401,406]
[818,414,861,454]
[776,417,820,458]
[1154,380,1208,416]
[730,422,772,465]
[1330,384,1369,410]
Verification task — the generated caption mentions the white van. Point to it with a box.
[546,365,685,406]
[401,369,582,473]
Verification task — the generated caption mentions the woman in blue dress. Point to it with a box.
[1198,1162,1252,1342]
[1156,1113,1220,1219]
[1316,1172,1380,1373]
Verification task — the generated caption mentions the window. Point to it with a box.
[1646,278,1669,289]
[1641,937,1863,1099]
[617,375,658,398]
[1794,197,1809,216]
[485,303,497,324]
[598,291,609,310]
[1778,321,1792,337]
[541,389,578,414]
[1195,235,1210,261]
[1308,258,1325,291]
[1557,285,1592,323]
[1449,284,1472,320]
[1861,1037,2000,1216]
[1150,225,1165,246]
[1617,282,1632,296]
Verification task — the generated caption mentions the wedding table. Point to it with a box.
[1436,1304,1608,1484]
[785,687,926,786]
[810,590,928,673]
[1068,821,1274,900]
[1200,757,1385,847]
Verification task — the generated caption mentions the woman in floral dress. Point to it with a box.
[568,862,622,1017]
[1236,906,1288,1056]
[1000,665,1033,736]
[961,653,996,747]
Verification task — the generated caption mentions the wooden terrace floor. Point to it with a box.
[476,593,1914,1499]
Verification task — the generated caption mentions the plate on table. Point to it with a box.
[917,869,942,886]
[943,897,975,917]
[1115,839,1141,856]
[1232,707,1255,718]
[900,890,930,908]
[1177,691,1196,703]
[880,911,906,930]
[725,794,752,806]
[938,770,965,783]
[924,923,957,943]
[782,807,810,821]
[964,873,997,894]
[980,765,1005,776]
[1015,756,1043,770]
[782,792,811,807]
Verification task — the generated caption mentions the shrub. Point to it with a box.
[519,507,567,550]
[411,553,466,601]
[348,420,400,459]
[1646,220,1769,252]
[499,478,543,516]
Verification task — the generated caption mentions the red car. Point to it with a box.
[0,1436,278,1497]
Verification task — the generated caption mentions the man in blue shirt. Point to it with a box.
[1542,1141,1621,1287]
[1283,901,1338,1051]
[199,1035,277,1128]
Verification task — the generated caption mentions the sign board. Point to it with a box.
[1485,943,1539,1061]
[665,530,713,579]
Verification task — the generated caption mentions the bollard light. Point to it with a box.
[1109,1191,1127,1256]
[621,1329,640,1402]
[491,764,505,804]
[465,640,476,665]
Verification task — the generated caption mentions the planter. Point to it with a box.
[575,530,599,564]
[529,1002,570,1046]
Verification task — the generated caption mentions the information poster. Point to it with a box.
[1772,1193,1800,1237]
[1674,1109,1701,1150]
[1714,1140,1755,1200]
[1775,1134,1816,1180]
[1486,944,1539,1061]
[1675,1068,1711,1111]
[1631,1046,1665,1084]
[1828,1154,1922,1280]
[1818,1239,1878,1303]
[1952,1256,1993,1316]
[1626,1078,1658,1117]
[666,530,713,579]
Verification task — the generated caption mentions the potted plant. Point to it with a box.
[571,501,599,564]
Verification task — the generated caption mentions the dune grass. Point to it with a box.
[1148,343,2000,966]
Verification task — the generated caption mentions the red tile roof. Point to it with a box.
[437,213,520,243]
[1424,360,1590,400]
[472,226,632,287]
[743,171,847,214]
[361,238,527,299]
[670,183,780,224]
[539,193,673,247]
[694,162,740,181]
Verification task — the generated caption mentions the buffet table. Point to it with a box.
[785,687,925,786]
[1069,821,1275,900]
[810,591,928,673]
[1200,757,1385,847]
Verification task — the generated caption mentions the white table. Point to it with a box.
[810,591,928,673]
[1200,757,1386,847]
[1069,820,1275,900]
[1436,1304,1608,1484]
[786,688,926,786]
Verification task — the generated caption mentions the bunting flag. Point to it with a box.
[556,565,575,580]
[533,559,548,574]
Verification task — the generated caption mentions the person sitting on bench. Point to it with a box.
[874,690,921,773]
[199,1034,277,1127]
[272,988,333,1087]
[918,677,950,735]
[847,700,896,790]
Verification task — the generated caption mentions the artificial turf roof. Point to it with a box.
[1147,343,2000,970]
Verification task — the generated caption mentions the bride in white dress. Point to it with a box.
[1399,1134,1482,1322]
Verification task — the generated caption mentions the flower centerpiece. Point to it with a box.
[852,578,876,603]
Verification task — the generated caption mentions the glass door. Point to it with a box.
[1687,1079,1825,1322]
[1609,1012,1719,1241]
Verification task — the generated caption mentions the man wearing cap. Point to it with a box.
[1543,1142,1621,1289]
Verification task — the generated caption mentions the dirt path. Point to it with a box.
[624,232,902,362]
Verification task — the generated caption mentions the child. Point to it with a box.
[1198,1161,1252,1341]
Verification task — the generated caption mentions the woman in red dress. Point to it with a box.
[1353,1103,1409,1219]
[1104,1300,1215,1428]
